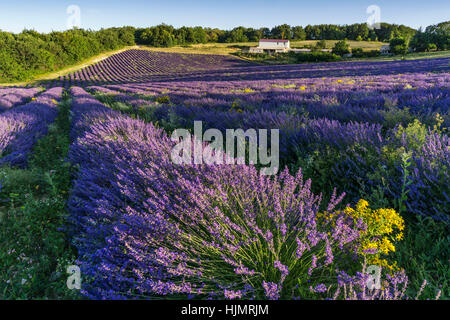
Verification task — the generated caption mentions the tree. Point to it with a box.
[332,39,350,55]
[368,30,378,41]
[259,28,271,39]
[410,22,449,52]
[118,26,136,46]
[389,37,408,55]
[192,26,207,44]
[410,29,430,52]
[227,27,248,43]
[346,24,369,40]
[244,28,261,42]
[425,21,450,50]
[305,25,321,40]
[96,28,120,50]
[140,28,153,45]
[292,26,306,40]
[154,30,175,47]
[271,24,292,39]
[205,28,224,43]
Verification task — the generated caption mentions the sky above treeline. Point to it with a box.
[0,0,448,33]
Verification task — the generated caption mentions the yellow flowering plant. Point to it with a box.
[318,199,404,271]
[342,200,404,270]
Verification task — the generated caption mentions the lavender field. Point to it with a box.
[0,50,448,300]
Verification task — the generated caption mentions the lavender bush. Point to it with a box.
[0,87,62,167]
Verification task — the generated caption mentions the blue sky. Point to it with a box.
[0,0,448,33]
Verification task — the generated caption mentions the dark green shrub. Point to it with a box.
[332,40,350,56]
[352,47,364,57]
[352,48,380,58]
[295,52,342,62]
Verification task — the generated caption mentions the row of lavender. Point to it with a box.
[88,65,449,222]
[0,87,63,167]
[67,87,409,300]
[0,87,42,113]
[50,50,255,87]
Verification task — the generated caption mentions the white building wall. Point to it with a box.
[259,41,290,49]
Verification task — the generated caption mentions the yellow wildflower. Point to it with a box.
[339,199,404,270]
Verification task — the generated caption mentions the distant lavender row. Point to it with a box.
[54,49,450,86]
[53,50,254,87]
[0,87,63,167]
[0,87,42,112]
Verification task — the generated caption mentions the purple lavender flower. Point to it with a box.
[262,281,280,300]
[274,260,289,277]
[311,283,328,293]
[224,289,243,300]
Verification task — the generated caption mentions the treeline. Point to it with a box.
[0,27,135,82]
[134,23,417,47]
[410,21,450,51]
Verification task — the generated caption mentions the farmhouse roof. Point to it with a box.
[259,39,290,42]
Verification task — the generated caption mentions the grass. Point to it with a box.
[0,92,80,299]
[393,215,449,299]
